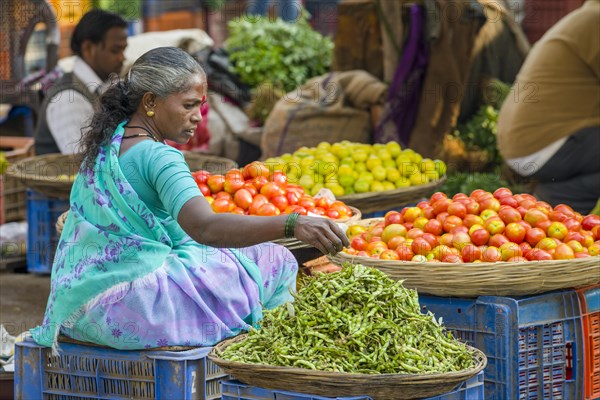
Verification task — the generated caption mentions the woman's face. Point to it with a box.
[153,74,207,144]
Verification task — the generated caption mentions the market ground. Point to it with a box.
[0,271,50,337]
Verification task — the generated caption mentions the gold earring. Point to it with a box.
[146,110,155,118]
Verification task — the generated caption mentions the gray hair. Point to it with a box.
[126,47,205,99]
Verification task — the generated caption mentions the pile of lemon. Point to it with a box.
[264,141,446,197]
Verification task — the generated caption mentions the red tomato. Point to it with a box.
[234,188,253,210]
[505,222,526,243]
[351,236,368,251]
[271,195,289,212]
[379,250,400,260]
[215,191,232,200]
[223,170,245,194]
[525,227,546,247]
[197,183,211,197]
[582,214,600,231]
[461,244,481,262]
[481,246,501,262]
[470,228,490,246]
[493,187,513,199]
[447,202,467,219]
[251,176,269,191]
[249,194,269,215]
[212,198,233,213]
[242,161,270,180]
[271,171,288,186]
[315,197,333,209]
[488,233,509,248]
[207,175,225,194]
[499,196,519,208]
[384,211,403,226]
[498,205,522,224]
[286,191,300,206]
[396,245,415,261]
[326,209,340,219]
[298,196,316,209]
[260,182,285,199]
[442,215,463,233]
[193,170,210,185]
[330,201,350,219]
[257,203,279,216]
[423,219,443,236]
[412,237,432,255]
[241,182,258,197]
[431,199,451,215]
[429,191,448,204]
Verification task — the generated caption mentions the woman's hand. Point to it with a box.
[293,216,350,255]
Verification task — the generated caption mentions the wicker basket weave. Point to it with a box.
[8,152,238,200]
[209,334,487,400]
[329,218,600,297]
[338,176,446,214]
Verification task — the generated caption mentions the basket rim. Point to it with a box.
[338,175,446,202]
[209,333,487,380]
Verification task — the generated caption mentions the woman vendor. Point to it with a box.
[31,47,349,350]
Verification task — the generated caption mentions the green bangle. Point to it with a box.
[285,212,301,238]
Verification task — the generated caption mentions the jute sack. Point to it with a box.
[261,70,387,158]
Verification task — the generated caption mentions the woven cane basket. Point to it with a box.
[8,152,238,200]
[209,334,487,400]
[338,176,446,214]
[329,218,600,297]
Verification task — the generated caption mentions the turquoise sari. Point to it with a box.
[32,123,297,350]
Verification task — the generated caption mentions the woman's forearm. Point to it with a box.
[192,213,289,248]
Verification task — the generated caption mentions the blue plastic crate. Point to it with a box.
[221,370,484,400]
[419,291,584,400]
[15,336,229,399]
[26,189,70,274]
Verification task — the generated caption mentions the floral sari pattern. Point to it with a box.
[31,122,297,350]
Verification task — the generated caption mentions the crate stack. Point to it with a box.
[418,289,594,400]
[26,189,69,274]
[15,337,229,399]
[577,284,600,400]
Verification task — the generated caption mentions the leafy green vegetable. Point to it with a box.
[225,14,333,92]
[451,80,512,169]
[452,105,501,168]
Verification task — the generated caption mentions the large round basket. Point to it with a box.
[338,176,446,214]
[209,334,487,400]
[8,152,238,200]
[330,218,600,297]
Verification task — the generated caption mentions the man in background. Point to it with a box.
[497,0,600,214]
[34,9,128,155]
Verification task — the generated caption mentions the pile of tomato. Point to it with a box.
[344,188,600,262]
[192,161,354,219]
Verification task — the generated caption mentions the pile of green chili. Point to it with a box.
[220,264,474,374]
